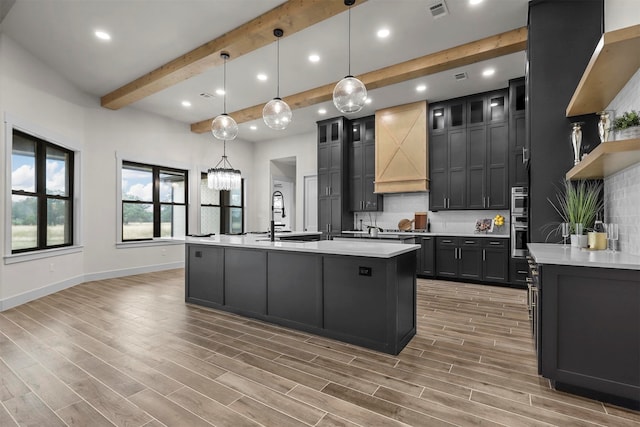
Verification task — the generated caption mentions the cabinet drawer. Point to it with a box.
[482,238,508,249]
[461,239,480,247]
[437,237,458,247]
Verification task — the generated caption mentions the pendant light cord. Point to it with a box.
[348,7,352,76]
[222,55,227,114]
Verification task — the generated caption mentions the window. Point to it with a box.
[200,173,244,234]
[121,161,188,241]
[11,130,74,253]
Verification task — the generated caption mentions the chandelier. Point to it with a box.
[333,0,367,114]
[211,52,239,140]
[208,139,241,191]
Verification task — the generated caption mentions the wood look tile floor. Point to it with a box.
[1,270,639,426]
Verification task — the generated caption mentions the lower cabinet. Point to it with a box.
[510,257,529,287]
[435,236,508,284]
[225,248,267,315]
[186,245,224,305]
[417,236,435,277]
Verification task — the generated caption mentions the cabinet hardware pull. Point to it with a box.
[443,196,447,208]
[483,249,486,261]
[490,241,501,245]
[465,240,475,244]
[443,240,452,243]
[526,277,533,283]
[517,270,528,274]
[487,196,490,206]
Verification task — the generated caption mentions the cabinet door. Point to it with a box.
[225,248,267,315]
[362,118,381,211]
[488,92,508,123]
[436,237,458,277]
[187,245,224,305]
[510,257,529,288]
[448,130,467,209]
[420,237,435,277]
[483,239,508,283]
[323,256,387,342]
[349,138,363,211]
[330,196,342,234]
[511,114,528,188]
[459,239,482,280]
[467,96,486,127]
[429,132,448,210]
[318,195,330,235]
[430,104,446,134]
[448,101,466,130]
[486,123,509,209]
[466,126,487,209]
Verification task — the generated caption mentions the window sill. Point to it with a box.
[116,238,185,249]
[4,245,84,265]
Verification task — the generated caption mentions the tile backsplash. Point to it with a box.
[353,192,509,235]
[605,68,640,256]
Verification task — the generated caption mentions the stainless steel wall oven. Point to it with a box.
[511,187,529,257]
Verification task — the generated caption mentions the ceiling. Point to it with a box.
[0,0,529,143]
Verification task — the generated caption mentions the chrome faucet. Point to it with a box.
[270,190,286,242]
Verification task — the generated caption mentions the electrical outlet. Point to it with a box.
[161,249,167,257]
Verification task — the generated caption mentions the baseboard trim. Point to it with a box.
[0,261,185,311]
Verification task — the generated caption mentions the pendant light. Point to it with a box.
[211,52,238,140]
[333,0,367,114]
[263,28,292,130]
[208,139,241,191]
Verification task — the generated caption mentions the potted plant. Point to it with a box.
[612,110,640,140]
[547,179,603,247]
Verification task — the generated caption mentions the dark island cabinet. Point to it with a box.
[318,117,352,237]
[185,245,224,305]
[435,236,508,284]
[429,89,509,211]
[349,116,382,212]
[224,248,267,315]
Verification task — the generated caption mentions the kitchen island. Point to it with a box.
[185,235,420,355]
[528,244,640,410]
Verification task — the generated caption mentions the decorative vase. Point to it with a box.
[570,122,583,165]
[570,234,587,248]
[597,111,612,143]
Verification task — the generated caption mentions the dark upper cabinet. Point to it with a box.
[509,77,528,189]
[430,89,509,211]
[349,116,382,212]
[318,117,352,237]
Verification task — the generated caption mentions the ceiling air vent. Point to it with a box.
[454,72,468,81]
[428,1,449,19]
[199,92,215,99]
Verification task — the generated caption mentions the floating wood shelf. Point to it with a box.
[566,24,640,117]
[566,138,640,180]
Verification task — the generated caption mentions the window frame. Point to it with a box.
[121,160,189,242]
[4,114,82,263]
[200,173,245,234]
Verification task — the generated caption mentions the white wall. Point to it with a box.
[0,33,254,309]
[250,131,316,231]
[605,0,640,31]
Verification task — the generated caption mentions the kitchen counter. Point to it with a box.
[528,243,640,270]
[185,234,419,258]
[344,230,510,239]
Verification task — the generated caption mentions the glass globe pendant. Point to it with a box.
[333,0,367,114]
[333,75,367,114]
[211,53,238,140]
[263,29,292,130]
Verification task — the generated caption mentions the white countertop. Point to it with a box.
[186,234,419,258]
[528,243,640,271]
[343,230,510,239]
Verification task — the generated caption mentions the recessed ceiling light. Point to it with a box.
[365,98,372,105]
[416,84,427,92]
[318,108,327,115]
[181,101,191,107]
[250,125,257,130]
[215,88,225,96]
[94,30,111,41]
[482,68,495,77]
[257,73,268,81]
[377,28,390,39]
[469,0,483,5]
[308,54,320,63]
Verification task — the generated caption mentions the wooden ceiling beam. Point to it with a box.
[100,0,365,110]
[190,26,527,133]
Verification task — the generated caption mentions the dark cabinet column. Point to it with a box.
[349,116,382,212]
[527,0,603,242]
[486,122,509,209]
[509,77,528,189]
